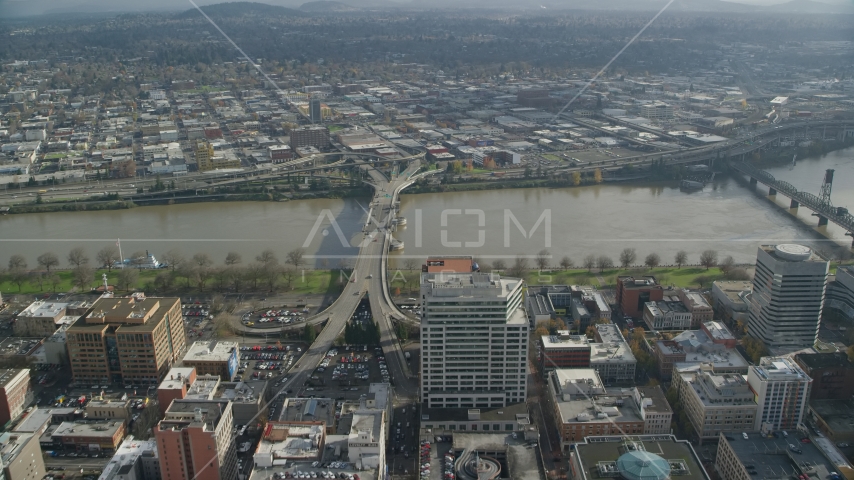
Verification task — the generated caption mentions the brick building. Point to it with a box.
[616,276,664,319]
[0,369,31,427]
[793,352,854,400]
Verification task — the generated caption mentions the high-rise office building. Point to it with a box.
[746,357,812,431]
[747,244,828,353]
[309,98,322,123]
[67,295,186,385]
[420,270,528,409]
[154,399,237,480]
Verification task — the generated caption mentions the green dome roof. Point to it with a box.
[616,451,671,480]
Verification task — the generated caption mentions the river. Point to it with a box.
[2,147,853,270]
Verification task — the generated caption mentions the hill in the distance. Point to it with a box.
[175,1,308,18]
[299,1,360,11]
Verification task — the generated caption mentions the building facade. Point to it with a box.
[181,341,238,381]
[420,271,528,409]
[746,357,812,431]
[825,266,854,321]
[539,332,591,374]
[793,352,854,400]
[67,295,186,385]
[747,245,828,353]
[154,400,237,480]
[289,126,330,149]
[0,432,46,480]
[616,276,664,319]
[674,367,757,442]
[591,324,636,384]
[643,300,692,331]
[99,435,162,480]
[0,369,31,427]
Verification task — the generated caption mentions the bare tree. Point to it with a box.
[285,248,305,269]
[67,247,90,267]
[71,265,94,291]
[37,252,60,272]
[9,268,28,291]
[583,255,596,272]
[30,271,46,290]
[8,254,27,271]
[281,267,297,290]
[47,273,62,293]
[597,255,614,270]
[192,253,213,268]
[116,268,139,291]
[161,249,184,271]
[212,267,229,291]
[96,246,120,271]
[507,255,529,278]
[226,266,245,292]
[492,259,506,271]
[225,251,242,266]
[194,265,214,291]
[700,250,718,270]
[154,271,174,292]
[536,249,550,270]
[619,248,637,269]
[176,262,196,288]
[719,255,735,275]
[559,256,574,270]
[644,253,661,269]
[675,250,688,269]
[257,249,279,268]
[403,259,418,271]
[245,262,264,290]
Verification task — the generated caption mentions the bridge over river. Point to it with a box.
[730,161,854,246]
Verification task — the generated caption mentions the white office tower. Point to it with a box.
[420,271,528,409]
[747,244,828,353]
[747,357,812,431]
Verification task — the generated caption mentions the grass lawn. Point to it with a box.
[328,125,345,133]
[0,268,346,297]
[541,154,562,161]
[389,266,729,292]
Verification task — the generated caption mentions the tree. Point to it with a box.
[280,267,297,290]
[96,246,120,271]
[303,323,317,343]
[8,254,27,271]
[583,255,596,272]
[559,256,574,270]
[176,262,196,288]
[116,268,139,291]
[47,273,62,293]
[699,250,718,270]
[37,252,60,272]
[225,251,242,266]
[644,253,661,269]
[192,253,213,268]
[619,248,637,268]
[257,249,279,268]
[245,262,264,290]
[403,259,418,271]
[572,171,582,186]
[507,256,529,278]
[67,247,90,267]
[674,250,688,269]
[129,251,147,270]
[154,271,174,292]
[9,268,28,292]
[726,268,751,281]
[194,265,214,291]
[597,255,614,270]
[286,248,305,269]
[719,255,735,275]
[225,266,245,292]
[593,168,603,184]
[161,249,184,271]
[492,260,506,271]
[71,265,94,291]
[536,249,550,270]
[30,271,46,290]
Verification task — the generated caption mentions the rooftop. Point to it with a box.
[184,340,238,363]
[0,432,38,467]
[99,435,158,480]
[809,398,854,436]
[255,421,325,464]
[158,367,196,390]
[591,324,636,364]
[619,276,660,289]
[450,433,542,480]
[0,368,28,387]
[19,300,68,318]
[280,398,336,424]
[541,332,591,350]
[794,352,854,370]
[721,431,840,480]
[50,420,124,438]
[421,401,530,424]
[574,435,710,480]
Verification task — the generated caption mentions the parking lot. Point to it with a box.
[300,344,389,400]
[236,343,306,384]
[241,306,310,328]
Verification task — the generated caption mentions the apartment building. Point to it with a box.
[420,271,528,409]
[548,369,671,452]
[793,352,854,400]
[539,331,591,374]
[616,276,664,319]
[181,341,238,381]
[591,324,636,384]
[0,369,31,427]
[154,400,237,480]
[0,432,46,480]
[747,245,828,353]
[746,357,812,431]
[289,125,330,149]
[67,295,186,385]
[643,299,692,330]
[99,435,162,480]
[639,102,674,120]
[674,367,757,442]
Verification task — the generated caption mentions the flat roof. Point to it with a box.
[20,300,68,318]
[52,420,124,438]
[721,431,838,480]
[0,368,28,387]
[184,340,237,363]
[0,432,38,466]
[809,399,854,436]
[795,352,853,370]
[255,422,324,461]
[13,408,52,433]
[574,435,710,480]
[100,435,158,480]
[421,401,529,423]
[159,367,195,390]
[450,433,542,479]
[280,398,336,424]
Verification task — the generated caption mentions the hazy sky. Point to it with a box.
[0,0,851,17]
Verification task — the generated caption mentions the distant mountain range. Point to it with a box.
[0,0,851,19]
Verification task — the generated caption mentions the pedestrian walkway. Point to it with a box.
[595,274,606,287]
